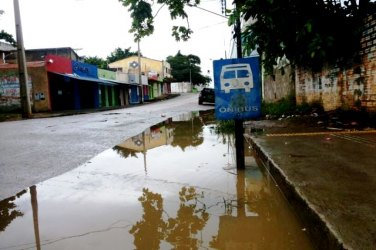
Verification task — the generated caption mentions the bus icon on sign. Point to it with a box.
[220,63,253,93]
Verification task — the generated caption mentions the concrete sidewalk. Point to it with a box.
[244,118,376,250]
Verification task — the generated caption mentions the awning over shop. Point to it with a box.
[49,72,117,86]
[100,78,139,86]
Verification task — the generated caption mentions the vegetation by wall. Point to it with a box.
[295,14,376,112]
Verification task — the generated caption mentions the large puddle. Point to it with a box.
[0,111,314,249]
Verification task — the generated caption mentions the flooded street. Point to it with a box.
[0,111,314,249]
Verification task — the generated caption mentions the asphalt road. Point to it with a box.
[0,93,214,200]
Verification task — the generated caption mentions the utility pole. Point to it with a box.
[234,0,245,169]
[189,62,192,90]
[137,40,144,104]
[14,0,32,118]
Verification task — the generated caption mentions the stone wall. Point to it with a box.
[295,14,376,112]
[263,63,295,102]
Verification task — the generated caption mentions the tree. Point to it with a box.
[0,30,17,47]
[82,56,108,69]
[232,0,376,72]
[82,47,139,69]
[0,11,17,47]
[166,51,211,86]
[106,47,139,63]
[120,0,375,72]
[118,0,198,42]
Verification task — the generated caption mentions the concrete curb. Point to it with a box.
[245,134,347,250]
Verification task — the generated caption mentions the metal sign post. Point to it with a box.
[234,9,244,169]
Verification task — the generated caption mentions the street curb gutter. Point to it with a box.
[244,134,346,250]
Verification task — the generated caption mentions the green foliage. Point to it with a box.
[234,0,376,73]
[166,51,211,85]
[172,26,193,41]
[82,56,108,69]
[295,100,323,114]
[118,0,199,41]
[262,98,295,117]
[106,47,139,63]
[0,30,16,46]
[262,96,323,117]
[215,120,235,134]
[82,47,139,69]
[127,0,154,41]
[119,0,375,74]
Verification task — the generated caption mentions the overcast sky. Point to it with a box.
[1,0,234,78]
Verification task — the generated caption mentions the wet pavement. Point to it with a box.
[245,119,376,250]
[0,93,213,200]
[0,112,314,250]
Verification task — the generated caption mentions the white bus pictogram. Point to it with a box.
[220,64,253,93]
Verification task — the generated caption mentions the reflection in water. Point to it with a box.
[30,186,41,250]
[0,110,313,249]
[114,111,210,175]
[130,187,209,250]
[165,187,209,249]
[0,190,26,231]
[115,112,207,155]
[169,116,204,150]
[130,188,165,250]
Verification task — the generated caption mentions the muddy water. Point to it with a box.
[0,111,314,250]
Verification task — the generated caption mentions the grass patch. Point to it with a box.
[0,112,22,122]
[262,96,323,117]
[215,120,235,134]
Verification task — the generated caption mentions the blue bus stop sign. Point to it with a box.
[213,57,261,120]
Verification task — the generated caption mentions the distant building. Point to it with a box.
[0,45,81,65]
[109,56,172,100]
[171,82,192,93]
[0,46,174,113]
[0,41,16,64]
[25,47,81,62]
[0,52,140,112]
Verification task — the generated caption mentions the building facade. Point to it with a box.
[108,56,172,101]
[0,48,147,112]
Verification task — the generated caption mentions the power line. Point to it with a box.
[196,21,228,31]
[187,4,228,19]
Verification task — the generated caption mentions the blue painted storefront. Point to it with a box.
[71,61,100,110]
[47,55,146,111]
[129,85,140,104]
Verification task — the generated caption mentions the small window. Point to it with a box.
[237,70,249,78]
[223,71,236,79]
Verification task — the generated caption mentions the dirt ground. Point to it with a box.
[245,109,376,134]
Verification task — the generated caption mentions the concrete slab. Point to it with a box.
[244,119,376,250]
